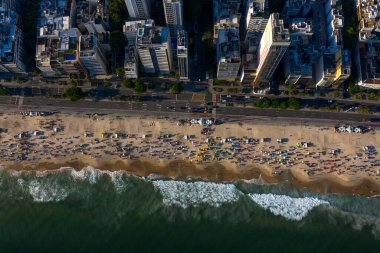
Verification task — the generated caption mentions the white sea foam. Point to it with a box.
[69,166,129,193]
[152,180,241,208]
[249,193,329,221]
[27,179,70,202]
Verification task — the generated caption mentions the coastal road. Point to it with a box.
[0,96,374,124]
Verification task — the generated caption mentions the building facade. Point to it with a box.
[253,13,290,90]
[136,24,172,75]
[124,0,151,19]
[0,0,25,74]
[177,29,188,80]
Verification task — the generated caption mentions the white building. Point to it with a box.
[163,0,183,37]
[136,25,172,75]
[124,0,151,19]
[123,20,154,78]
[78,22,110,76]
[216,28,241,81]
[177,29,188,80]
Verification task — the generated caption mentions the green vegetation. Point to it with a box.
[170,82,183,94]
[65,86,84,101]
[0,88,9,96]
[122,78,135,89]
[134,79,147,93]
[213,79,230,86]
[358,105,372,114]
[109,0,128,70]
[288,98,301,110]
[109,0,128,30]
[116,67,125,77]
[288,83,298,96]
[253,97,301,110]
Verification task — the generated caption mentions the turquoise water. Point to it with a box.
[0,167,379,253]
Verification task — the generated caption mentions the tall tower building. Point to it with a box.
[124,0,151,19]
[163,0,183,37]
[136,24,172,75]
[123,19,155,78]
[253,13,290,90]
[177,29,188,80]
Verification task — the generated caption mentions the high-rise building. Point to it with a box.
[78,22,110,76]
[283,0,347,88]
[357,0,380,89]
[123,19,154,78]
[162,0,183,37]
[136,24,172,75]
[213,0,241,42]
[253,13,290,90]
[216,28,241,81]
[177,29,188,80]
[35,16,71,74]
[240,0,268,85]
[0,0,25,74]
[124,0,151,19]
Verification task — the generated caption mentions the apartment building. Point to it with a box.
[213,0,241,42]
[216,27,241,81]
[240,0,268,85]
[283,0,347,88]
[124,0,151,19]
[78,22,110,76]
[123,20,154,78]
[163,0,183,37]
[0,0,25,74]
[177,29,188,80]
[358,0,380,89]
[136,24,172,75]
[35,16,71,74]
[253,13,290,90]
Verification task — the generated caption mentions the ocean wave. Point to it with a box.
[152,180,241,208]
[69,166,129,193]
[248,193,329,221]
[1,167,132,202]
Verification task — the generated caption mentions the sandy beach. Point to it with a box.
[0,111,379,195]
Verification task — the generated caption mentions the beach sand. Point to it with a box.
[0,112,379,195]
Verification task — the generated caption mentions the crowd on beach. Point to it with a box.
[0,112,379,181]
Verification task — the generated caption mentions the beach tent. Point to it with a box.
[346,126,354,133]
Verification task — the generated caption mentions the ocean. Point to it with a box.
[0,167,379,253]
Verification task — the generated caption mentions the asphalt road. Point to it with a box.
[0,96,374,124]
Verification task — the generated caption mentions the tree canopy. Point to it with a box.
[65,86,84,101]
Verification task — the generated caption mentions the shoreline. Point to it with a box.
[2,157,380,196]
[0,111,379,196]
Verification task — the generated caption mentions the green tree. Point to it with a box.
[358,105,371,114]
[261,97,272,108]
[116,67,125,77]
[0,88,9,96]
[170,82,183,94]
[134,79,147,93]
[160,83,167,90]
[368,91,378,100]
[271,99,280,108]
[280,100,289,109]
[122,79,135,89]
[65,86,84,101]
[288,98,301,110]
[289,83,298,96]
[348,84,361,95]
